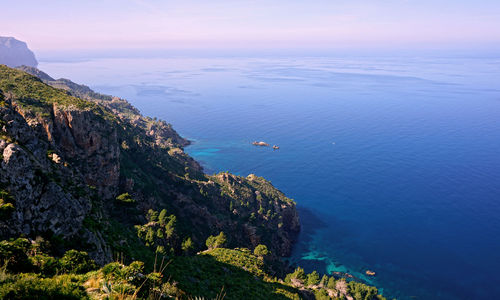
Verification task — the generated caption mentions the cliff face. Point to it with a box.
[0,65,299,266]
[0,37,38,67]
[0,93,113,264]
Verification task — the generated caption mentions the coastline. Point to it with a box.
[184,141,390,295]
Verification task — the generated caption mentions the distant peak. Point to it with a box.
[0,36,38,68]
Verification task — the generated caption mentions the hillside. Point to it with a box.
[0,65,385,299]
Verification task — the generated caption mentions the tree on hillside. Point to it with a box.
[158,209,168,225]
[206,232,227,250]
[253,244,269,258]
[182,237,194,255]
[307,271,320,287]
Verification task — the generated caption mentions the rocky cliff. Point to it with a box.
[0,65,299,267]
[0,37,38,68]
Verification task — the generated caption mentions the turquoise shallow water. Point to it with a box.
[40,54,500,299]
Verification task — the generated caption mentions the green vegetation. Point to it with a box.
[115,192,135,204]
[181,237,194,255]
[285,267,306,283]
[0,65,112,121]
[0,238,96,276]
[0,274,89,300]
[0,232,387,299]
[254,244,269,258]
[206,232,227,250]
[306,271,320,287]
[167,247,301,299]
[0,189,15,219]
[0,237,385,300]
[284,266,387,300]
[135,209,180,255]
[59,250,97,274]
[0,238,179,299]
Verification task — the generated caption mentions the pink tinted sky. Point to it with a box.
[2,0,500,51]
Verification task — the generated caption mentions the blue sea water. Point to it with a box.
[39,53,500,299]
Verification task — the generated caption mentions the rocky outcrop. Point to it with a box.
[0,37,38,67]
[0,95,113,262]
[50,104,120,199]
[10,100,120,200]
[207,173,300,256]
[16,65,54,81]
[17,66,189,149]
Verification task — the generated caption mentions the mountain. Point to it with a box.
[0,65,385,299]
[0,37,38,68]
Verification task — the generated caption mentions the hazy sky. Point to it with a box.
[2,0,500,51]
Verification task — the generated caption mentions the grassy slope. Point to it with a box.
[168,248,302,299]
[0,65,111,120]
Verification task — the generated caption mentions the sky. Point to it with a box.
[2,0,500,51]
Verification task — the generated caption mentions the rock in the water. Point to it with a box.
[0,36,38,67]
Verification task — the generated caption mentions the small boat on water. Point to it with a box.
[273,145,280,150]
[365,270,376,276]
[252,141,269,147]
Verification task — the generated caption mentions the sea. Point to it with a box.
[39,50,500,300]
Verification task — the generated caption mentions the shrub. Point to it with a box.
[206,236,216,250]
[156,245,166,254]
[115,193,135,204]
[101,262,123,280]
[0,274,88,300]
[59,250,97,274]
[158,209,168,225]
[327,276,336,289]
[122,261,144,285]
[315,288,330,300]
[319,274,329,287]
[30,255,60,277]
[0,239,32,272]
[206,232,226,250]
[0,189,15,218]
[348,281,379,300]
[181,237,193,254]
[147,209,158,222]
[164,216,176,238]
[253,244,269,257]
[32,236,51,255]
[306,271,320,287]
[101,261,144,281]
[0,202,14,218]
[285,267,306,285]
[141,272,163,297]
